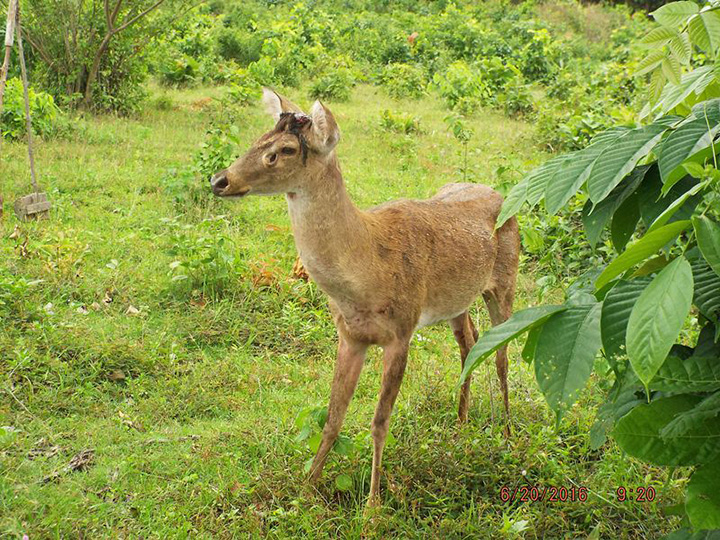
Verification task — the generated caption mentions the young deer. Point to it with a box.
[210,89,520,505]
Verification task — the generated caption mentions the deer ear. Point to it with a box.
[309,100,340,153]
[261,87,304,121]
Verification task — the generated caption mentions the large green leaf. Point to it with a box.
[694,216,720,277]
[525,155,572,207]
[653,355,720,392]
[652,1,699,27]
[458,305,568,385]
[626,256,694,388]
[649,66,717,118]
[544,140,615,214]
[687,461,720,530]
[692,257,720,323]
[669,32,692,65]
[688,10,720,55]
[581,166,647,247]
[658,104,720,190]
[647,180,710,233]
[600,278,651,365]
[534,304,603,422]
[642,25,680,46]
[595,220,691,291]
[611,193,641,252]
[661,391,720,439]
[612,394,720,466]
[495,178,528,230]
[638,173,702,227]
[587,125,669,203]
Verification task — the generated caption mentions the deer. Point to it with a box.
[210,88,520,506]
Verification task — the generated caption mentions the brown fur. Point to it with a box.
[210,89,520,505]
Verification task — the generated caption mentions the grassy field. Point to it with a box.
[1,84,682,538]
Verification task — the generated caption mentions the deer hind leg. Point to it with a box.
[368,337,410,506]
[308,337,367,483]
[483,287,514,438]
[451,311,477,423]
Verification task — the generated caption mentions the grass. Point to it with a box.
[1,83,683,538]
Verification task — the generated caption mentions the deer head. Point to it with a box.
[210,88,340,198]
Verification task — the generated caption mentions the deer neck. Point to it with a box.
[286,154,370,299]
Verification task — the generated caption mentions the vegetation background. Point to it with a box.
[1,0,718,537]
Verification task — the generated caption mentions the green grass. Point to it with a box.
[1,84,682,538]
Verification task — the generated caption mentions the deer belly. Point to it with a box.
[417,309,465,329]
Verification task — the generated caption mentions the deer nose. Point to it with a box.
[211,171,229,195]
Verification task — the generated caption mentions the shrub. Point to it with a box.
[167,229,240,301]
[158,53,201,87]
[433,60,489,114]
[0,78,60,140]
[309,69,355,102]
[379,109,422,135]
[194,124,242,181]
[378,63,428,99]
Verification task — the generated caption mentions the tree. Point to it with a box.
[16,0,186,111]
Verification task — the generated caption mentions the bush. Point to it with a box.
[309,69,355,102]
[158,53,201,87]
[194,124,242,181]
[379,109,422,135]
[0,78,61,140]
[378,63,428,99]
[433,60,489,114]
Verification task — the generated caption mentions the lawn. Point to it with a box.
[0,84,682,538]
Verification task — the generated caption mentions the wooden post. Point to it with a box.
[0,0,19,219]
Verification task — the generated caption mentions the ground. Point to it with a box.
[0,84,682,538]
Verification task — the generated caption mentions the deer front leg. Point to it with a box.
[368,337,409,506]
[308,337,367,483]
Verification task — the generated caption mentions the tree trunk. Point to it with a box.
[83,33,112,108]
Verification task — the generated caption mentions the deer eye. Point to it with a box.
[281,147,297,156]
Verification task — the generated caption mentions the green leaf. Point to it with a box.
[525,155,572,207]
[687,461,720,530]
[641,26,680,46]
[694,216,720,277]
[335,473,353,491]
[601,278,651,364]
[611,193,641,252]
[521,326,541,364]
[648,180,710,233]
[595,220,691,291]
[638,173,702,227]
[534,304,603,422]
[653,356,720,392]
[663,56,682,85]
[612,394,720,466]
[661,391,720,439]
[544,139,617,214]
[333,435,354,456]
[635,49,668,77]
[692,256,720,323]
[626,257,694,388]
[459,305,568,385]
[669,32,692,65]
[587,125,669,203]
[652,2,699,27]
[658,105,720,189]
[689,10,720,55]
[650,66,717,118]
[308,432,322,453]
[649,67,666,104]
[581,166,647,247]
[496,178,528,230]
